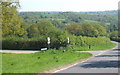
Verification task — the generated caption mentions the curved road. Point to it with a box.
[54,42,119,74]
[0,41,119,75]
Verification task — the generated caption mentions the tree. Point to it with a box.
[27,24,39,38]
[92,24,107,36]
[2,2,27,37]
[47,29,69,49]
[37,20,56,35]
[26,20,57,37]
[80,23,98,37]
[109,31,120,42]
[65,23,82,36]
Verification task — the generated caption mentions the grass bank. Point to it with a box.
[2,50,92,73]
[62,41,116,51]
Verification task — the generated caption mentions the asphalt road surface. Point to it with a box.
[0,50,39,54]
[56,42,120,73]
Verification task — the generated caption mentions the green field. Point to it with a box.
[83,20,100,24]
[2,50,92,73]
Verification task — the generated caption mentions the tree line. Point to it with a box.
[2,2,119,50]
[19,11,118,32]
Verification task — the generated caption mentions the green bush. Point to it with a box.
[2,36,48,50]
[109,31,120,42]
[63,36,114,51]
[2,35,113,50]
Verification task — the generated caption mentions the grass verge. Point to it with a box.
[2,50,92,73]
[63,42,117,51]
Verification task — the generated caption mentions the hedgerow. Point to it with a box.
[2,35,113,50]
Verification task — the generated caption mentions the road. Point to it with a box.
[0,42,119,75]
[54,42,119,74]
[0,50,39,54]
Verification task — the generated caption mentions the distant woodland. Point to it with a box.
[2,2,119,50]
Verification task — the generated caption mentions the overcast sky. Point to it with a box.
[19,0,119,12]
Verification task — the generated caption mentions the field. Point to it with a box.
[66,42,116,51]
[2,50,92,73]
[2,2,118,74]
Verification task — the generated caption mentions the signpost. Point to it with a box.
[41,48,47,51]
[47,37,50,49]
[67,37,70,44]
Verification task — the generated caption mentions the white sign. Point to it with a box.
[67,37,70,44]
[47,37,50,44]
[41,48,47,51]
[48,41,50,44]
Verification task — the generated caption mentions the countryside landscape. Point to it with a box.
[0,0,119,75]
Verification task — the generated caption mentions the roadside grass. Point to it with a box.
[64,42,117,51]
[2,50,92,73]
[0,53,2,74]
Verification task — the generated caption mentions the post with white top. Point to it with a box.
[47,37,50,49]
[67,37,70,44]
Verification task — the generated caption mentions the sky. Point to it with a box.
[19,0,120,12]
